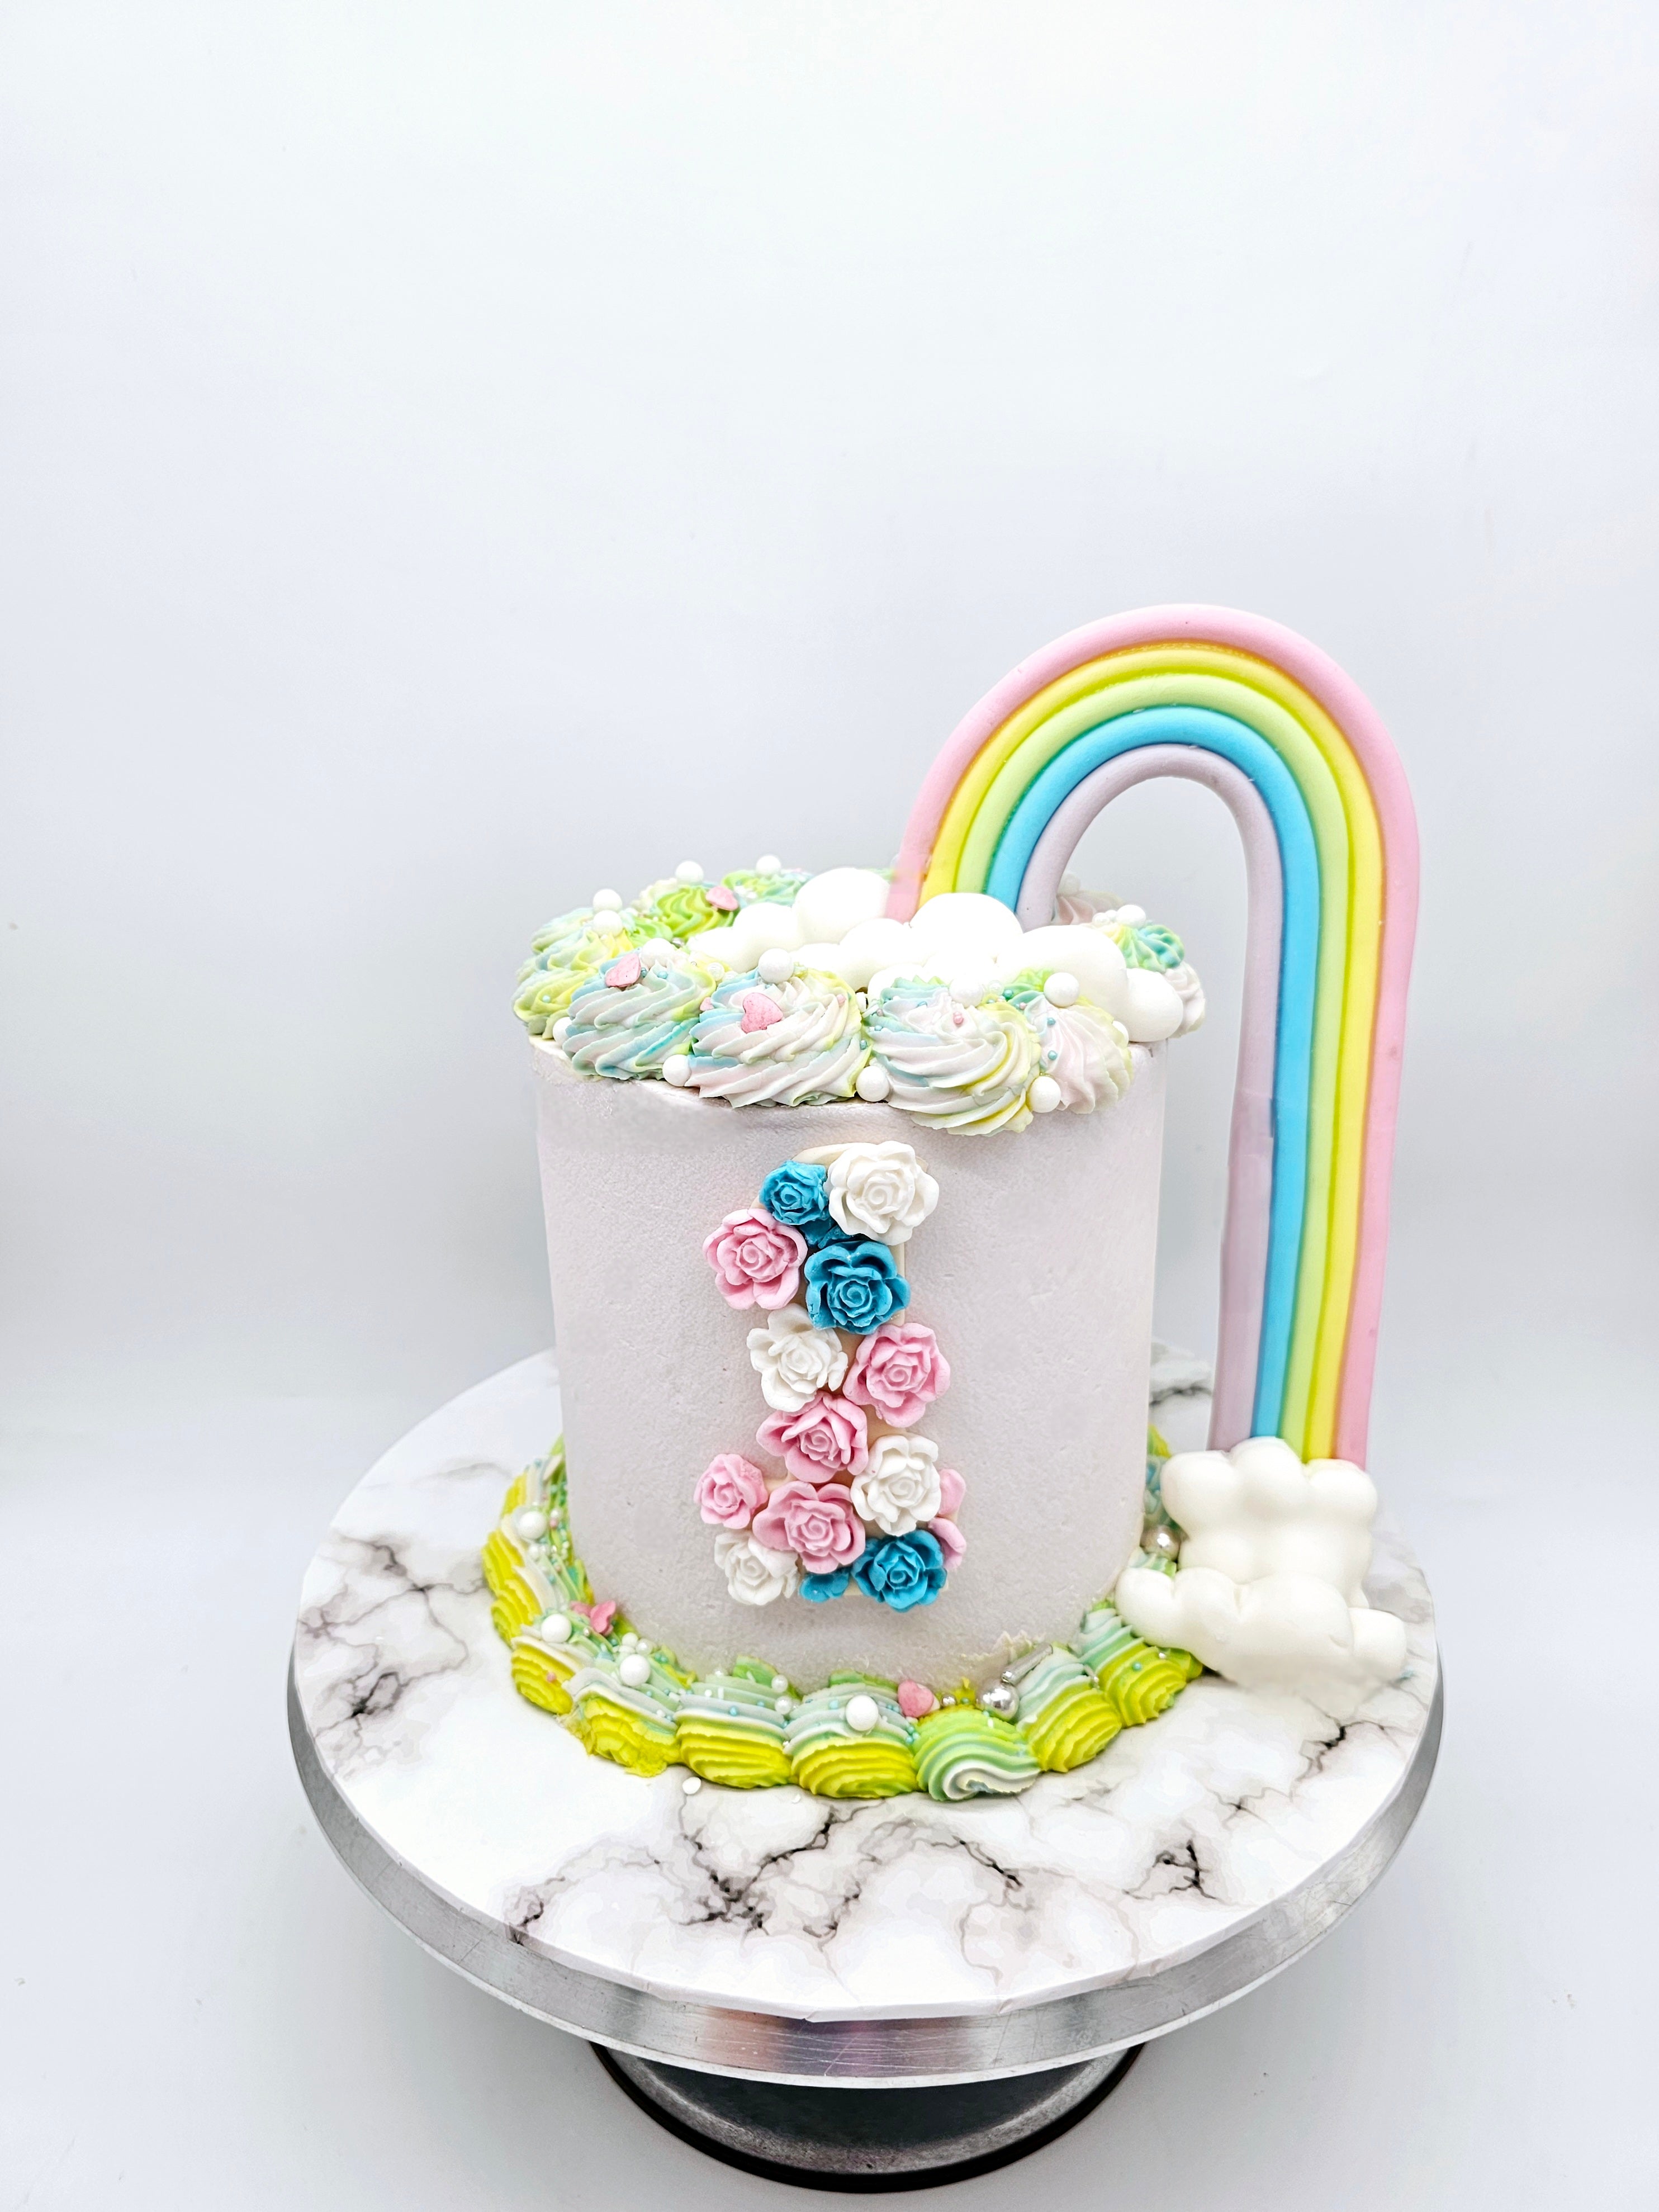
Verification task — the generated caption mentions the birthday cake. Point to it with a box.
[484,607,1418,1800]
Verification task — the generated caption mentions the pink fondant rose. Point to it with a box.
[694,1452,770,1530]
[756,1390,869,1481]
[926,1466,965,1570]
[753,1480,866,1575]
[703,1206,807,1310]
[843,1322,950,1428]
[927,1517,966,1570]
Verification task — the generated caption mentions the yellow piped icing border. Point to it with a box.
[482,1438,1203,1801]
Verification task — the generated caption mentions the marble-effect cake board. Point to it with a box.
[290,1350,1439,2106]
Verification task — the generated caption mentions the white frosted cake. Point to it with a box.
[483,608,1419,1801]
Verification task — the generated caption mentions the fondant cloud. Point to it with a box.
[1116,1437,1407,1721]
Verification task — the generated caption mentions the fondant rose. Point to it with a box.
[713,1529,800,1607]
[746,1304,848,1412]
[758,1162,845,1248]
[694,1452,769,1529]
[811,1141,939,1246]
[851,1433,944,1536]
[927,1518,966,1570]
[753,1480,866,1575]
[803,1239,909,1335]
[757,1390,869,1481]
[703,1207,807,1310]
[843,1323,950,1428]
[936,1465,965,1518]
[801,1568,851,1603]
[852,1529,948,1612]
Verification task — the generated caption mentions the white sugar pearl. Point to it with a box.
[675,859,704,882]
[1029,1076,1063,1114]
[515,1509,548,1540]
[755,853,781,873]
[1116,902,1146,925]
[591,888,623,912]
[551,1016,572,1043]
[682,1775,703,1794]
[618,1654,651,1688]
[949,972,989,1005]
[845,1694,880,1734]
[756,948,795,984]
[540,1612,571,1643]
[855,1062,891,1102]
[770,1675,789,1693]
[774,1697,793,1716]
[662,1054,691,1087]
[1043,970,1079,1008]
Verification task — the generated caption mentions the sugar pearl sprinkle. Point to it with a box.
[855,1063,892,1102]
[618,1654,651,1688]
[1042,970,1079,1008]
[682,1775,703,1794]
[845,1694,881,1734]
[662,1054,692,1087]
[1029,1075,1063,1114]
[540,1612,571,1643]
[591,888,623,912]
[515,1509,548,1541]
[755,854,781,873]
[675,860,704,882]
[756,948,796,984]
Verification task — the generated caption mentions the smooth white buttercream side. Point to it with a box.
[531,1044,1167,1687]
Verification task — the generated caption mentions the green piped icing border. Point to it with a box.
[485,1436,1204,1801]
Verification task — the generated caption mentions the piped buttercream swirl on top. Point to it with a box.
[865,979,1041,1134]
[515,907,643,1035]
[561,943,724,1079]
[685,967,870,1106]
[1003,976,1135,1113]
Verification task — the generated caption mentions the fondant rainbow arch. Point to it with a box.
[887,607,1418,1470]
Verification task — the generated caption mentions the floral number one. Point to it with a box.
[696,1143,966,1609]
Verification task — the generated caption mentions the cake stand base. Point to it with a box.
[591,2042,1141,2190]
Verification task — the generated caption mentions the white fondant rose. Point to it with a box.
[746,1304,849,1412]
[800,1141,939,1246]
[851,1433,944,1537]
[713,1529,800,1607]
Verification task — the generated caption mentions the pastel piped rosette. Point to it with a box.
[696,1140,965,1614]
[887,605,1419,1468]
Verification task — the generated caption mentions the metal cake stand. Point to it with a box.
[288,1353,1440,2189]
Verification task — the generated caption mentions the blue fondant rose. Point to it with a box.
[758,1162,846,1249]
[803,1240,909,1335]
[801,1567,851,1603]
[852,1530,947,1613]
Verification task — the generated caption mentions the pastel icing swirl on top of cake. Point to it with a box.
[722,864,810,907]
[1002,973,1135,1114]
[685,967,870,1106]
[514,908,643,1035]
[561,943,723,1079]
[865,979,1041,1134]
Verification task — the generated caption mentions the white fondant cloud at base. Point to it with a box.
[1115,1564,1407,1723]
[1117,1434,1409,1721]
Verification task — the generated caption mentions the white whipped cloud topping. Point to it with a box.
[746,1305,848,1411]
[850,1433,944,1536]
[1113,1437,1408,1721]
[714,1529,800,1607]
[795,1139,940,1246]
[688,881,1193,1047]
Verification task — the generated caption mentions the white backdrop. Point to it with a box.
[3,6,1656,2208]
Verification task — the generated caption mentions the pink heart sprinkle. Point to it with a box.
[707,885,739,911]
[605,952,642,989]
[898,1680,937,1719]
[740,991,784,1033]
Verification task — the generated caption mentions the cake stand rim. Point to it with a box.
[287,1654,1441,2087]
